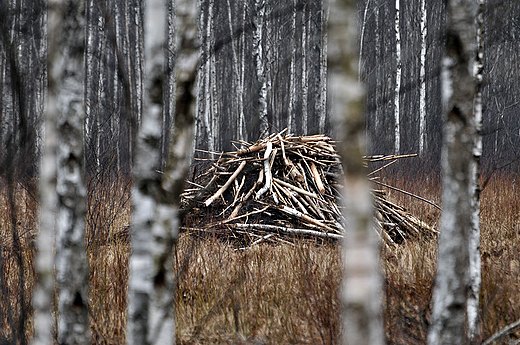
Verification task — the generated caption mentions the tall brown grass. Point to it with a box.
[174,233,341,344]
[1,171,520,344]
[0,178,37,343]
[86,173,131,344]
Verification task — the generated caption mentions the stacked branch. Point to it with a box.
[181,130,438,246]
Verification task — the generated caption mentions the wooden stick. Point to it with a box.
[219,206,269,225]
[276,205,336,232]
[272,177,318,199]
[256,141,273,199]
[204,160,247,206]
[367,159,398,177]
[482,318,520,345]
[229,170,263,219]
[232,223,343,240]
[233,175,246,204]
[309,161,325,194]
[371,179,442,210]
[234,142,267,156]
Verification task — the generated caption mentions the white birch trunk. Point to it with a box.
[328,0,383,343]
[35,118,54,345]
[468,0,484,341]
[301,7,309,134]
[34,3,52,342]
[393,0,401,154]
[288,0,296,133]
[419,0,427,155]
[53,2,90,343]
[195,0,215,154]
[318,2,328,133]
[427,0,479,343]
[359,0,370,80]
[128,0,167,342]
[253,0,268,133]
[129,0,197,343]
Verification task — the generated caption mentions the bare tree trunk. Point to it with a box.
[468,1,484,342]
[35,115,55,345]
[427,0,479,344]
[393,0,401,154]
[253,0,268,133]
[328,0,383,344]
[128,0,197,343]
[418,0,427,155]
[49,0,90,343]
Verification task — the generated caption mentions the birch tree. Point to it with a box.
[427,0,480,343]
[128,0,197,343]
[418,0,427,155]
[468,0,484,341]
[51,0,90,343]
[393,0,401,154]
[328,0,383,343]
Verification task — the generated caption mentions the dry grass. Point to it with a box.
[480,174,520,343]
[0,178,37,343]
[86,173,131,344]
[174,234,341,344]
[1,172,520,344]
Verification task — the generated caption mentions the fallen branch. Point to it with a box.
[232,223,343,240]
[204,160,247,206]
[482,318,520,345]
[371,179,442,211]
[256,141,273,199]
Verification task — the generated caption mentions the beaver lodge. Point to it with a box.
[180,129,438,247]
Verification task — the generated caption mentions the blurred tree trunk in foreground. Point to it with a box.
[0,0,46,343]
[51,0,90,343]
[328,0,383,344]
[427,0,480,344]
[128,0,197,343]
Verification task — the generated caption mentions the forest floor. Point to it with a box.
[0,172,520,344]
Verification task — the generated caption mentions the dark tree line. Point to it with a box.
[196,0,328,155]
[0,0,517,343]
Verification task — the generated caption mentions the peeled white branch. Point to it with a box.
[205,160,247,206]
[276,205,336,232]
[232,223,343,240]
[273,177,318,199]
[310,161,326,194]
[255,141,273,199]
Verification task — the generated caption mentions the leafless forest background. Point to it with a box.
[0,0,520,344]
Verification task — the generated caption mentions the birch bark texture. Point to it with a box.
[467,1,484,341]
[195,0,329,155]
[427,0,479,344]
[328,0,383,344]
[52,0,90,343]
[129,0,197,343]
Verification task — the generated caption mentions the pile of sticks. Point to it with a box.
[180,130,438,246]
[367,155,439,245]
